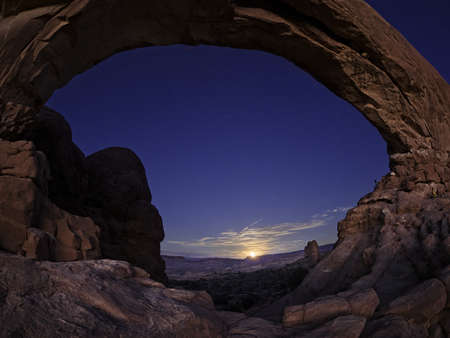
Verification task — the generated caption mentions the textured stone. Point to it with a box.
[283,288,379,328]
[0,175,39,253]
[0,252,226,338]
[21,227,55,260]
[345,288,380,318]
[2,0,449,154]
[303,295,351,324]
[296,315,366,338]
[0,139,49,254]
[227,317,286,338]
[385,278,447,323]
[39,195,102,261]
[0,138,101,262]
[283,304,305,327]
[0,109,166,282]
[304,240,320,267]
[364,315,428,338]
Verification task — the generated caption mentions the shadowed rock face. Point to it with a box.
[0,0,449,337]
[84,146,166,282]
[0,106,166,282]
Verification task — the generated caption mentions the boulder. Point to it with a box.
[284,295,351,327]
[384,278,447,323]
[85,147,166,282]
[345,288,380,318]
[283,304,305,328]
[227,317,287,338]
[296,315,366,338]
[283,288,379,328]
[363,315,429,338]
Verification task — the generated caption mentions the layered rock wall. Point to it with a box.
[0,106,166,282]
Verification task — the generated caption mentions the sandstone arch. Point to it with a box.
[0,0,449,335]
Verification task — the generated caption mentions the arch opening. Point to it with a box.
[43,44,390,312]
[46,44,389,260]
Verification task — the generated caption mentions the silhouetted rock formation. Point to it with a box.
[0,108,166,282]
[85,147,166,282]
[0,0,449,337]
[304,240,320,267]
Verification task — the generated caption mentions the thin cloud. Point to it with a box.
[165,206,351,258]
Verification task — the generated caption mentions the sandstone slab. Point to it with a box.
[296,315,366,338]
[385,278,447,323]
[364,315,429,338]
[0,252,226,338]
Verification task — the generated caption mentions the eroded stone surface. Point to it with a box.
[227,317,287,338]
[297,315,367,338]
[0,252,226,338]
[282,288,379,328]
[363,315,428,338]
[304,240,320,267]
[342,288,380,319]
[384,278,447,323]
[0,108,167,282]
[0,138,101,261]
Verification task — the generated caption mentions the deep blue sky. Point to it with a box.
[47,1,449,258]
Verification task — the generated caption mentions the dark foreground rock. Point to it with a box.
[6,251,447,338]
[0,252,306,338]
[0,252,225,338]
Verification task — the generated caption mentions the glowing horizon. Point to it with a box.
[162,207,350,258]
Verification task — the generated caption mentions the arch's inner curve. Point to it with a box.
[47,44,389,259]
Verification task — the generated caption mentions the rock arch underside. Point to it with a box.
[0,0,449,337]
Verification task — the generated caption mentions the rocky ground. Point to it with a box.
[2,250,448,338]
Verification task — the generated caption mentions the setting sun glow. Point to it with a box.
[249,251,256,258]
